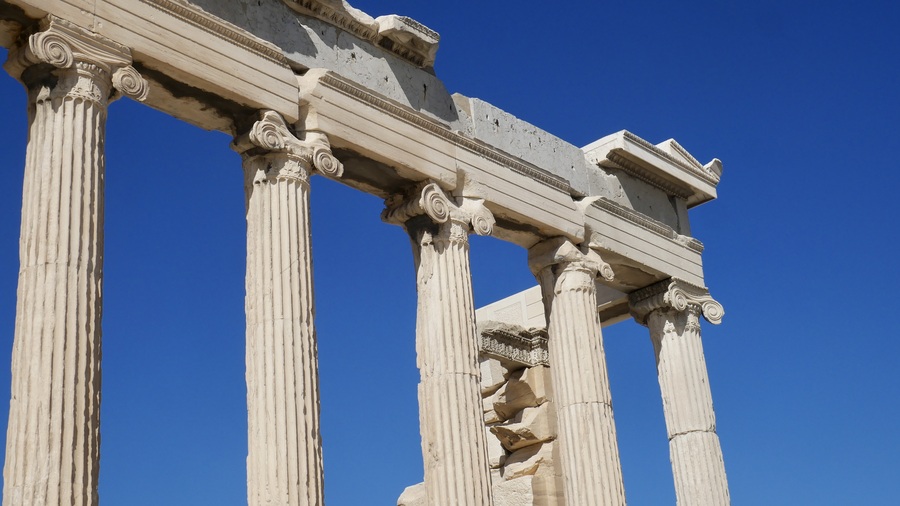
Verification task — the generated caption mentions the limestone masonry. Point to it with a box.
[0,1,729,504]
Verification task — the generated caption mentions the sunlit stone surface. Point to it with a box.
[1,16,145,505]
[0,1,729,504]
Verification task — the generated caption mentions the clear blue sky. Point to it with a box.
[1,1,899,504]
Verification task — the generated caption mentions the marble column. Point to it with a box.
[528,237,625,506]
[630,278,729,505]
[233,110,342,506]
[2,17,146,506]
[383,182,495,506]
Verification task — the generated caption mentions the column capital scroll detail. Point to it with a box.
[381,181,495,237]
[629,277,724,326]
[233,110,344,183]
[5,16,148,101]
[528,236,615,282]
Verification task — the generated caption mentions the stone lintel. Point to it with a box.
[3,0,717,296]
[0,3,30,48]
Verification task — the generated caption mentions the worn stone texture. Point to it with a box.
[397,482,426,506]
[491,402,557,452]
[0,2,730,505]
[493,476,535,506]
[236,110,340,506]
[478,347,562,505]
[530,238,626,506]
[1,16,146,506]
[384,183,495,506]
[649,307,729,505]
[629,278,729,506]
[502,442,554,481]
[480,357,510,396]
[491,366,552,421]
[485,426,507,469]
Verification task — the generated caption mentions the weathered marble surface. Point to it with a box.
[631,279,730,506]
[384,182,495,506]
[0,1,730,505]
[1,17,146,505]
[529,238,626,505]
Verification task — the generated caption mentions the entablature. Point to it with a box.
[0,0,722,293]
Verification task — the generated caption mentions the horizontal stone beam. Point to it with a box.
[1,0,718,289]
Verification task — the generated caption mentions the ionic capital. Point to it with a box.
[528,236,615,282]
[629,278,724,326]
[381,181,495,238]
[233,110,343,184]
[5,16,148,102]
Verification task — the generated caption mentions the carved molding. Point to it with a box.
[602,151,694,200]
[5,16,148,101]
[282,0,440,67]
[528,236,615,282]
[315,72,573,194]
[233,110,343,182]
[478,321,549,367]
[382,181,495,237]
[629,278,724,326]
[622,131,721,186]
[143,0,290,66]
[590,196,704,253]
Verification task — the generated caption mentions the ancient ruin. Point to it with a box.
[0,1,729,504]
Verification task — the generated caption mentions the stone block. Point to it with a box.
[493,475,535,506]
[532,471,565,506]
[480,356,510,397]
[397,482,425,506]
[491,402,557,452]
[502,441,553,481]
[483,395,502,424]
[452,95,597,195]
[492,365,552,421]
[485,426,508,469]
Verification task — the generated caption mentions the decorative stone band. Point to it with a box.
[381,181,495,237]
[4,16,148,102]
[528,236,615,282]
[478,320,549,368]
[233,110,343,183]
[629,278,724,326]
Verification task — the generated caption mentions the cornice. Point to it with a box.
[590,196,704,254]
[316,72,573,194]
[622,131,720,187]
[603,151,694,200]
[282,0,439,68]
[478,321,549,367]
[629,277,723,326]
[667,138,704,171]
[284,0,378,40]
[142,0,290,66]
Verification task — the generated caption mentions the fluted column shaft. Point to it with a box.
[234,111,342,506]
[630,279,729,505]
[529,237,625,506]
[384,183,494,506]
[2,17,146,506]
